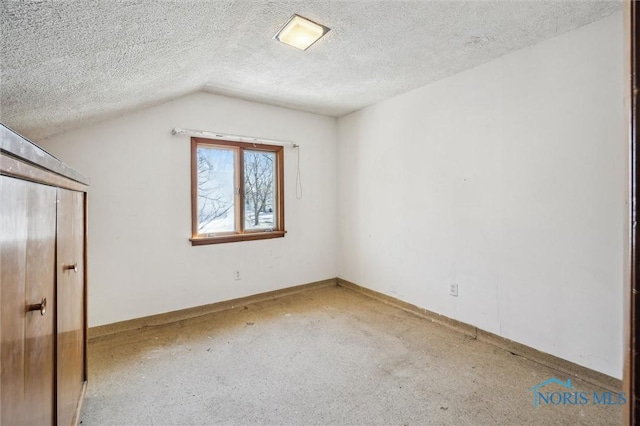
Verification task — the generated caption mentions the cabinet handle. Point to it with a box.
[27,297,47,316]
[63,263,78,273]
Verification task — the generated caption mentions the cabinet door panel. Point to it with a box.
[56,188,86,426]
[1,176,56,426]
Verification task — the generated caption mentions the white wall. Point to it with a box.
[41,92,338,327]
[337,13,624,378]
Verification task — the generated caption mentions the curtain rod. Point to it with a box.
[171,127,299,148]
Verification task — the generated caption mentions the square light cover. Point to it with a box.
[274,14,330,51]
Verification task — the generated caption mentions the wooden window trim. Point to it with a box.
[190,137,285,245]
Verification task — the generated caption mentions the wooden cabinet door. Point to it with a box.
[1,176,56,425]
[56,188,86,426]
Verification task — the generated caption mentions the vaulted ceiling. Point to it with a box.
[0,1,621,141]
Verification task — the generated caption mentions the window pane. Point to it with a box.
[196,146,236,234]
[244,150,276,230]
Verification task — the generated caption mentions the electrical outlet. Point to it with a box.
[234,270,241,281]
[449,283,458,297]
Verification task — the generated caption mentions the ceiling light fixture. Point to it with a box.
[274,14,330,51]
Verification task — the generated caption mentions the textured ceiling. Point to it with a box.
[0,1,621,141]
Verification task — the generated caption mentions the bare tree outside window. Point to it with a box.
[191,137,284,245]
[244,151,275,229]
[197,147,234,232]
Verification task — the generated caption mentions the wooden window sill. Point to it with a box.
[190,230,286,246]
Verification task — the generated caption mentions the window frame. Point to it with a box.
[190,137,285,245]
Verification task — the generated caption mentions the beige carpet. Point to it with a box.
[82,285,621,425]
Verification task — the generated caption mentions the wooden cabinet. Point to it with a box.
[1,124,89,425]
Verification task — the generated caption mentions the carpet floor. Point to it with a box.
[81,285,621,425]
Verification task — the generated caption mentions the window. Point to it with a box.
[190,137,285,245]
